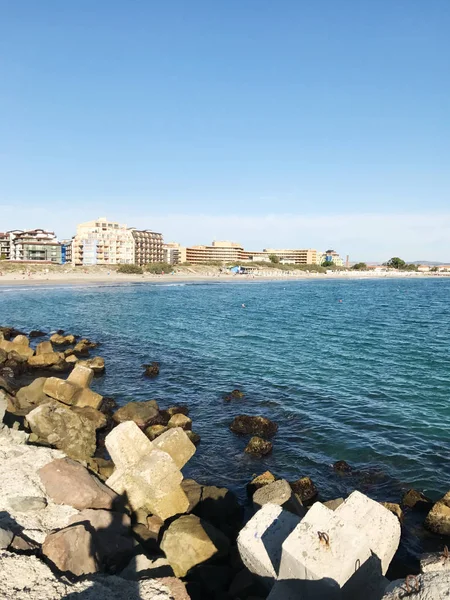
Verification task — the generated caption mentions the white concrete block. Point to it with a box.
[279,502,372,593]
[105,421,154,470]
[335,490,401,575]
[237,503,301,583]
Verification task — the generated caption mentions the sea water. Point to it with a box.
[1,278,449,506]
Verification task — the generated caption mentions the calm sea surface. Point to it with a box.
[1,278,449,506]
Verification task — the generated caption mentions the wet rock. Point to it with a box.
[29,330,46,338]
[253,479,305,517]
[27,401,97,461]
[78,338,98,349]
[247,471,276,496]
[161,514,230,577]
[112,400,160,428]
[245,436,273,456]
[143,362,160,377]
[381,502,404,522]
[186,431,201,445]
[100,396,117,416]
[424,491,450,536]
[402,488,433,511]
[145,424,168,440]
[73,341,90,357]
[39,457,118,510]
[78,356,105,374]
[289,476,318,504]
[333,460,352,473]
[49,333,75,346]
[168,413,192,431]
[230,415,278,438]
[224,389,245,401]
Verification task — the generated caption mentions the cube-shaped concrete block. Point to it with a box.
[335,490,401,575]
[74,387,103,410]
[238,503,301,582]
[138,449,184,496]
[279,502,372,590]
[152,427,196,469]
[68,365,94,388]
[105,421,154,470]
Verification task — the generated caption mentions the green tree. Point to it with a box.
[322,260,335,268]
[269,254,280,264]
[351,262,367,270]
[0,253,7,260]
[386,257,406,269]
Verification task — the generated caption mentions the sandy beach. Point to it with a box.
[0,265,446,287]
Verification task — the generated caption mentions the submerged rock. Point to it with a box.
[230,415,278,438]
[333,460,352,473]
[78,356,105,374]
[143,362,160,378]
[224,389,245,401]
[244,436,273,456]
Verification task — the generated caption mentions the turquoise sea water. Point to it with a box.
[1,278,449,507]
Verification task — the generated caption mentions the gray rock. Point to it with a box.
[8,496,48,512]
[0,528,13,549]
[382,572,450,599]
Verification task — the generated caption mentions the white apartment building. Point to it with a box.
[72,218,135,266]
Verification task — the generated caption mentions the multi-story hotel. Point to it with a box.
[321,249,344,267]
[72,218,135,266]
[72,218,164,266]
[185,241,244,264]
[130,229,164,266]
[243,248,320,265]
[0,229,62,263]
[164,242,187,265]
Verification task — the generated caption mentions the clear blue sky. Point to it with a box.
[1,0,449,260]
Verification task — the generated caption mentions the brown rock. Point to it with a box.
[112,400,160,427]
[78,356,105,374]
[224,389,245,401]
[253,479,305,517]
[50,333,74,346]
[71,406,107,430]
[402,488,433,511]
[161,514,230,577]
[333,460,352,473]
[0,348,7,365]
[244,436,273,456]
[143,362,160,377]
[15,378,50,413]
[323,498,344,511]
[181,479,203,513]
[73,341,90,357]
[186,431,201,445]
[230,415,278,438]
[167,413,192,431]
[289,477,318,504]
[43,378,79,405]
[74,387,103,410]
[246,471,276,496]
[28,352,65,371]
[29,330,46,338]
[145,424,168,440]
[424,491,450,535]
[147,514,164,537]
[381,502,404,522]
[42,523,98,576]
[39,458,118,510]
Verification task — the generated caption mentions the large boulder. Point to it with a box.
[49,333,75,346]
[39,458,118,510]
[42,522,98,576]
[27,401,97,461]
[424,491,450,535]
[0,339,34,360]
[161,514,230,577]
[167,413,192,431]
[230,415,278,438]
[112,400,160,427]
[28,352,66,371]
[402,488,433,511]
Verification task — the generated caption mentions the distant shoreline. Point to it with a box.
[0,270,448,288]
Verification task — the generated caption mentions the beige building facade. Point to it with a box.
[243,248,320,265]
[131,229,164,265]
[186,241,244,264]
[72,218,135,266]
